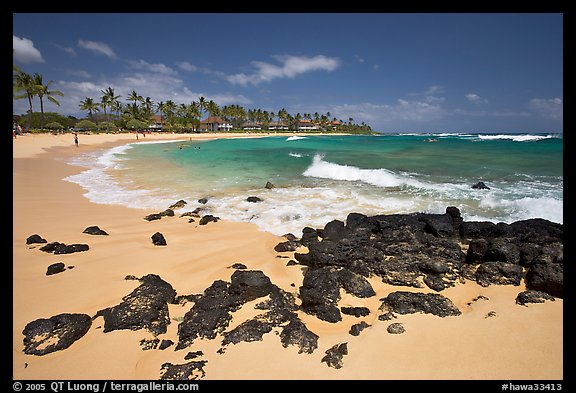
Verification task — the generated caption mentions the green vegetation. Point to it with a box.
[14,66,374,134]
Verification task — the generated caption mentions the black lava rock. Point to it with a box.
[82,226,109,236]
[46,262,66,276]
[472,181,490,189]
[95,274,176,336]
[22,313,92,355]
[151,232,167,246]
[26,234,47,244]
[321,342,348,369]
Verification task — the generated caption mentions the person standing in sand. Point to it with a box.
[74,132,79,147]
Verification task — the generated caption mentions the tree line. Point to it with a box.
[13,67,373,134]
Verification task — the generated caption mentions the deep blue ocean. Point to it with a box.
[66,133,563,235]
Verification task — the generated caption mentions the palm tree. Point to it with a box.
[141,97,154,122]
[198,96,207,120]
[163,100,176,129]
[188,101,201,131]
[111,100,123,125]
[13,69,40,131]
[102,87,120,123]
[206,100,220,131]
[34,73,64,129]
[156,101,165,129]
[79,97,100,122]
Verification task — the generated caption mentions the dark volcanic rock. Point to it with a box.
[96,274,176,336]
[176,270,314,352]
[39,242,89,254]
[299,267,343,323]
[475,262,523,287]
[83,226,109,236]
[246,196,263,203]
[338,269,376,298]
[379,291,461,318]
[159,339,174,350]
[22,313,92,355]
[46,262,66,276]
[26,234,47,244]
[341,306,370,317]
[229,270,274,302]
[279,319,319,354]
[471,181,490,190]
[321,343,348,369]
[525,262,563,298]
[144,213,163,221]
[349,321,370,336]
[387,323,405,334]
[169,200,187,209]
[199,215,219,225]
[299,226,320,246]
[299,267,375,323]
[484,238,520,264]
[466,239,489,264]
[516,290,556,306]
[221,319,273,345]
[265,181,276,189]
[176,280,233,349]
[274,240,300,252]
[230,263,247,270]
[197,198,208,204]
[459,221,501,239]
[507,218,563,244]
[151,232,167,246]
[160,360,207,380]
[140,338,159,350]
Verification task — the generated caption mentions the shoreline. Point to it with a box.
[13,132,563,380]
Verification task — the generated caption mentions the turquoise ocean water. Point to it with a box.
[66,133,563,236]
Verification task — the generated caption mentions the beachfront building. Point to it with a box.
[148,115,163,131]
[297,119,319,131]
[242,121,262,131]
[329,120,342,131]
[268,121,289,131]
[200,116,234,132]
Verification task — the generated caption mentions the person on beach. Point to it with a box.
[74,132,79,147]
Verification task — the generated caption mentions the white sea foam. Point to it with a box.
[302,154,424,189]
[286,136,308,141]
[476,134,555,142]
[289,152,303,158]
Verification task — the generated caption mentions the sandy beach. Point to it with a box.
[13,132,563,380]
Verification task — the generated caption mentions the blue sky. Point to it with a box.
[13,13,563,133]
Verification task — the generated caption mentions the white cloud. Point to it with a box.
[13,35,44,64]
[465,93,488,105]
[227,54,340,86]
[529,98,563,120]
[78,40,116,58]
[128,59,177,75]
[328,98,446,129]
[176,61,198,72]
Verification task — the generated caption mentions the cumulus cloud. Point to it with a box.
[227,54,340,86]
[128,59,177,75]
[13,35,44,64]
[176,61,198,72]
[327,97,446,130]
[465,93,488,105]
[78,40,116,58]
[529,98,563,120]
